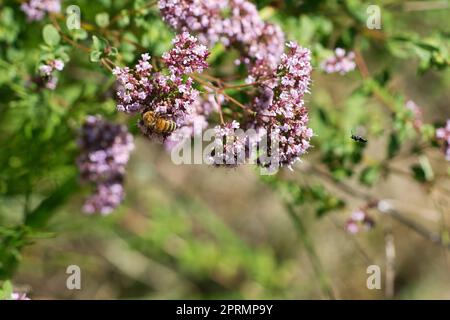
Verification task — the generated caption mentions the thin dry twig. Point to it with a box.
[403,1,449,11]
[302,162,450,251]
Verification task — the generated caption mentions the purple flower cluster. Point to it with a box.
[345,210,375,234]
[113,33,209,140]
[77,116,134,215]
[250,42,314,169]
[320,48,356,75]
[436,120,450,161]
[38,59,64,90]
[21,0,61,21]
[159,0,285,77]
[82,182,125,215]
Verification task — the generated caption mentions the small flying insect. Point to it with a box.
[351,130,368,143]
[142,111,177,134]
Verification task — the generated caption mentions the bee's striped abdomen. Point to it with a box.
[166,120,177,133]
[155,118,177,133]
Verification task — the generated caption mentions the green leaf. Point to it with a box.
[360,165,380,187]
[92,35,101,51]
[411,156,434,183]
[95,12,110,28]
[39,52,55,62]
[117,11,130,27]
[411,164,426,183]
[25,176,79,229]
[316,197,345,218]
[58,51,70,63]
[387,132,401,159]
[90,50,102,62]
[208,42,226,64]
[42,24,61,46]
[317,107,332,126]
[0,281,13,299]
[99,0,112,6]
[91,36,110,59]
[70,28,88,41]
[420,155,434,181]
[374,69,391,86]
[387,40,411,59]
[420,124,436,142]
[108,47,118,57]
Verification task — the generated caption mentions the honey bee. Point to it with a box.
[142,111,177,134]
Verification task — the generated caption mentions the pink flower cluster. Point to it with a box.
[320,48,356,75]
[113,32,209,139]
[83,182,125,215]
[345,209,375,234]
[198,42,313,170]
[158,0,227,45]
[21,0,61,21]
[77,116,134,215]
[244,23,285,82]
[251,42,314,169]
[38,59,64,90]
[436,120,450,161]
[162,32,209,76]
[159,0,285,76]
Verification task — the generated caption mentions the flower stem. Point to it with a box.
[284,202,336,299]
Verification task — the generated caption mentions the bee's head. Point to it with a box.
[142,110,156,125]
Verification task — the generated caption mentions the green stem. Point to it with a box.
[284,202,336,299]
[25,175,80,229]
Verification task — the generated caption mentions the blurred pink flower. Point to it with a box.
[405,100,423,130]
[11,292,30,300]
[320,48,356,75]
[436,120,450,161]
[346,209,375,234]
[21,0,60,21]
